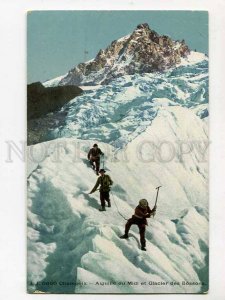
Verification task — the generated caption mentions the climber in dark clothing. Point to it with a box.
[87,144,104,175]
[89,169,113,211]
[120,199,156,251]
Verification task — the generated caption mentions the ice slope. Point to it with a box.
[27,105,208,293]
[43,57,208,150]
[179,51,207,67]
[28,51,208,293]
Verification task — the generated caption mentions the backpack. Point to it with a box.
[100,175,112,192]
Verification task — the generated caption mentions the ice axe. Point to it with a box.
[153,186,162,217]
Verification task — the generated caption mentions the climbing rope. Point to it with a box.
[101,154,105,169]
[111,190,128,221]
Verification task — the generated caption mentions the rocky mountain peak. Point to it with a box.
[136,23,150,30]
[59,23,191,86]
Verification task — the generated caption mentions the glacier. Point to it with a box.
[43,53,208,150]
[27,53,209,293]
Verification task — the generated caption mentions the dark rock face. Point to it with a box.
[27,82,83,120]
[59,23,190,86]
[27,82,82,145]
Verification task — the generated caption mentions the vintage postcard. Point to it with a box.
[27,11,209,294]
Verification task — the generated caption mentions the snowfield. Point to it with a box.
[27,54,208,293]
[27,109,208,293]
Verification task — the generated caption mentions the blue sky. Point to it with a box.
[27,11,208,83]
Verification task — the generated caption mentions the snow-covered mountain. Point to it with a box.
[27,24,209,293]
[44,23,194,86]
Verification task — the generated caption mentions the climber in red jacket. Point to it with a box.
[120,199,156,251]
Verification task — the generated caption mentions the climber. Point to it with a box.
[120,199,156,251]
[87,143,104,175]
[89,169,113,211]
